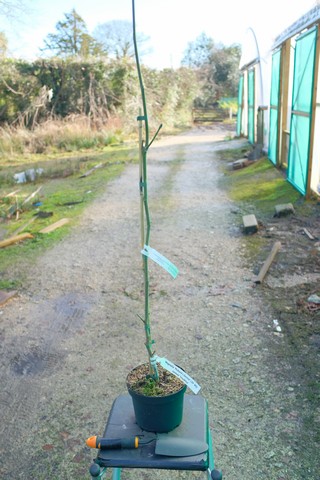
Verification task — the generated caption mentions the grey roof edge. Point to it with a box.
[240,57,259,72]
[273,5,320,49]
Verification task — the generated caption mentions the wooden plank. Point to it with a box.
[39,218,70,234]
[79,163,103,178]
[307,23,320,198]
[233,159,251,170]
[0,290,17,306]
[4,190,20,198]
[254,241,281,284]
[280,39,291,168]
[303,228,315,240]
[0,233,33,248]
[22,186,42,205]
[291,110,310,118]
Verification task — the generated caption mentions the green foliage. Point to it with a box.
[218,97,238,117]
[108,57,140,121]
[42,9,102,58]
[0,57,139,126]
[0,12,212,135]
[138,377,163,396]
[211,44,242,98]
[0,58,42,125]
[0,8,205,132]
[0,278,20,290]
[219,97,238,109]
[0,31,7,57]
[142,66,198,129]
[31,58,112,120]
[0,55,198,135]
[182,33,241,106]
[0,8,241,134]
[182,32,214,68]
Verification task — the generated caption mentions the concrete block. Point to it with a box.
[274,203,295,217]
[243,214,258,234]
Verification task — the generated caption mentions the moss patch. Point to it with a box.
[218,154,302,219]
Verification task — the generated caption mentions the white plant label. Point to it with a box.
[154,355,201,394]
[141,245,179,279]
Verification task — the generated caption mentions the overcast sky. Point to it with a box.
[2,0,317,68]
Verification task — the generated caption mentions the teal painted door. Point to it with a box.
[268,48,281,165]
[248,69,255,144]
[237,74,244,136]
[287,27,317,195]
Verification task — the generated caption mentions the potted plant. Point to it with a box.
[126,0,200,433]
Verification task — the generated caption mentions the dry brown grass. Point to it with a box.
[0,114,124,161]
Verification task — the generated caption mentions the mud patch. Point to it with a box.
[10,347,61,377]
[50,292,93,335]
[53,292,91,321]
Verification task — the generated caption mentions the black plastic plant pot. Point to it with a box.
[127,382,187,433]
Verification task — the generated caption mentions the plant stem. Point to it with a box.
[132,0,158,381]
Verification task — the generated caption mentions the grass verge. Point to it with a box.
[0,144,137,290]
[215,144,319,270]
[217,147,302,219]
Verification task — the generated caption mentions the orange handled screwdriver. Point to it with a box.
[86,435,139,450]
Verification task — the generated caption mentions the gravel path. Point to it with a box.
[0,125,317,479]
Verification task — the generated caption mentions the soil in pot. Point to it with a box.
[127,363,186,432]
[127,363,185,396]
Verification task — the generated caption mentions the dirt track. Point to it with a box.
[0,125,319,479]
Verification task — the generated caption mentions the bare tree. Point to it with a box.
[93,20,149,59]
[0,0,25,19]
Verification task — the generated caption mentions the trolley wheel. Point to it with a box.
[211,469,223,480]
[89,463,101,477]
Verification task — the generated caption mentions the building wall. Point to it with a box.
[237,5,320,197]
